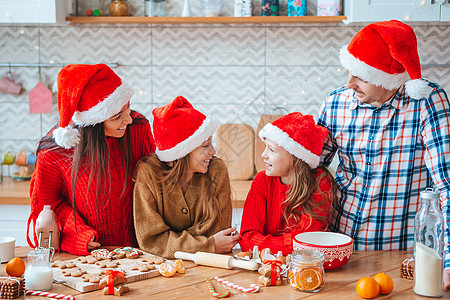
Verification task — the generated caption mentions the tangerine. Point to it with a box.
[288,271,298,289]
[174,259,185,274]
[5,257,26,277]
[356,276,380,299]
[373,273,394,294]
[295,267,323,291]
[158,262,176,277]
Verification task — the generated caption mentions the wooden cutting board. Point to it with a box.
[52,250,191,293]
[254,114,284,172]
[216,124,255,181]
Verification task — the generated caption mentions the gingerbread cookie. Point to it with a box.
[61,267,86,277]
[153,256,165,264]
[96,260,120,268]
[81,273,104,283]
[141,257,155,264]
[91,249,114,260]
[77,255,98,264]
[99,272,127,288]
[51,260,77,269]
[102,283,129,296]
[130,262,155,272]
[113,247,143,259]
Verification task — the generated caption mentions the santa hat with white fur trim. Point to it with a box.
[53,64,133,149]
[340,19,431,99]
[259,112,329,169]
[153,96,218,162]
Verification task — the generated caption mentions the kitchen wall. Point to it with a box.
[0,0,449,169]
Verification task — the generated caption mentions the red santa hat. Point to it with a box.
[52,64,133,149]
[152,96,218,162]
[259,112,329,169]
[340,19,431,99]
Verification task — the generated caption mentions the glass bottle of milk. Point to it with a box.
[24,249,53,291]
[413,188,444,297]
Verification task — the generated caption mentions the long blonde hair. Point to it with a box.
[139,154,220,226]
[282,156,336,231]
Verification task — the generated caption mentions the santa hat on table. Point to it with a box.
[340,19,431,99]
[259,112,329,169]
[152,96,218,162]
[53,64,133,149]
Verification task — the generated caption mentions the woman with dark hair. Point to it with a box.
[239,113,335,255]
[133,96,238,258]
[27,64,155,255]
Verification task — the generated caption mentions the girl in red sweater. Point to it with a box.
[27,64,155,255]
[239,112,335,255]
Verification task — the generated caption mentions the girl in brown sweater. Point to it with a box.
[133,96,239,258]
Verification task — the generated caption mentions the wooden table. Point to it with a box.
[2,247,448,299]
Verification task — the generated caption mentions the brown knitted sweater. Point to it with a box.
[133,156,232,258]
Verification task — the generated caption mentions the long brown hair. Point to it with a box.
[139,153,221,226]
[36,111,145,221]
[282,156,336,231]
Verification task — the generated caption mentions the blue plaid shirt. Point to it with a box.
[317,81,450,268]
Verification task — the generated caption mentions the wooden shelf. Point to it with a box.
[66,16,347,24]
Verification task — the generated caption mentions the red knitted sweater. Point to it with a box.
[27,111,155,255]
[239,170,332,255]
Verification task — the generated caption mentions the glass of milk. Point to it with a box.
[24,249,53,291]
[413,188,444,298]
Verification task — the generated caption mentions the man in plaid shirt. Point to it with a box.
[317,20,450,288]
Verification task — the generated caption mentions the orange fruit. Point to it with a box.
[295,267,323,291]
[288,271,298,289]
[6,257,26,277]
[158,262,176,277]
[373,273,393,295]
[174,259,185,274]
[356,276,380,299]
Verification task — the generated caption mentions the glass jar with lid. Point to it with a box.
[287,250,325,292]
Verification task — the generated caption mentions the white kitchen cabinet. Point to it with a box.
[0,205,30,247]
[344,0,450,23]
[0,0,67,23]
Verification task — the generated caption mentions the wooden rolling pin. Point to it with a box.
[174,251,258,271]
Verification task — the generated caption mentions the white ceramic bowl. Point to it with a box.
[293,232,353,270]
[0,237,15,263]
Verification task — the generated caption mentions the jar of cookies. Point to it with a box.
[287,250,324,292]
[24,249,53,291]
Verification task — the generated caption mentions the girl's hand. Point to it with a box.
[213,227,240,254]
[87,236,101,250]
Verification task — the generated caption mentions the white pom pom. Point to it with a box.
[405,79,432,99]
[53,125,80,149]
